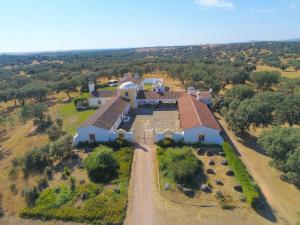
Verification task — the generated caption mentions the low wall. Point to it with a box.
[154,130,184,143]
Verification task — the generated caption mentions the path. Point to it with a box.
[124,142,159,225]
[216,114,300,225]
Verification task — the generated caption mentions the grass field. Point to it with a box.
[59,101,96,134]
[143,72,185,91]
[256,65,300,79]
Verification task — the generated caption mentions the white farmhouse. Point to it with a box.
[73,96,131,145]
[178,94,223,145]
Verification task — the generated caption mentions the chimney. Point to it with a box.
[88,81,95,93]
[196,91,201,101]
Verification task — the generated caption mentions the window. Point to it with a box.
[125,92,129,97]
[89,134,96,142]
[198,134,205,142]
[98,100,101,105]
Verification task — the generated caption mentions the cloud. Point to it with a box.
[194,0,234,9]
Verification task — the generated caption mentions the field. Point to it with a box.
[256,65,300,79]
[143,72,185,91]
[0,92,95,217]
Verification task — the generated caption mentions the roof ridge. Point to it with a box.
[188,94,202,126]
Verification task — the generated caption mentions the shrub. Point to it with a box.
[84,146,118,183]
[69,177,76,191]
[49,134,73,160]
[45,166,53,180]
[37,178,48,191]
[46,125,62,141]
[222,142,260,207]
[23,186,39,207]
[23,145,50,174]
[159,147,201,186]
[157,138,176,148]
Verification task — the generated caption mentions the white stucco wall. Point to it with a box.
[73,102,131,145]
[88,97,112,107]
[183,126,223,145]
[154,130,184,143]
[74,126,116,144]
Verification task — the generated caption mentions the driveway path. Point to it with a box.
[124,142,159,225]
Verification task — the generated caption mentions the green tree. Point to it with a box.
[250,71,280,90]
[275,94,300,127]
[84,147,118,183]
[49,134,73,159]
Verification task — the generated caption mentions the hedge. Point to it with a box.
[222,142,260,207]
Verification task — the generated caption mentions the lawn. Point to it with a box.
[21,145,134,225]
[59,101,96,134]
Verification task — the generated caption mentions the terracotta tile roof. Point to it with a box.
[81,96,129,130]
[91,90,118,98]
[178,94,221,131]
[189,91,212,98]
[137,91,185,100]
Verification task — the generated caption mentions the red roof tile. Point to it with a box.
[178,94,221,130]
[137,91,185,100]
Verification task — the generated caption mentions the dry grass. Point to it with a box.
[159,150,245,208]
[143,72,185,91]
[256,65,300,79]
[0,92,83,215]
[215,113,300,224]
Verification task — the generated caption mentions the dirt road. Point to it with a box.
[217,114,300,225]
[124,143,159,225]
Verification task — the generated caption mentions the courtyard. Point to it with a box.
[119,104,180,143]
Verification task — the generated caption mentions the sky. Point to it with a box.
[0,0,300,53]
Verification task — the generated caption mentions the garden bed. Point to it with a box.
[20,145,134,224]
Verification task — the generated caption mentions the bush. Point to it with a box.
[158,147,202,187]
[157,138,176,148]
[49,134,73,159]
[84,146,118,183]
[222,142,260,207]
[37,178,48,191]
[23,146,50,174]
[23,186,39,207]
[46,125,62,141]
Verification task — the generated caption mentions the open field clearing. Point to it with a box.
[0,92,93,216]
[143,72,185,91]
[256,65,300,79]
